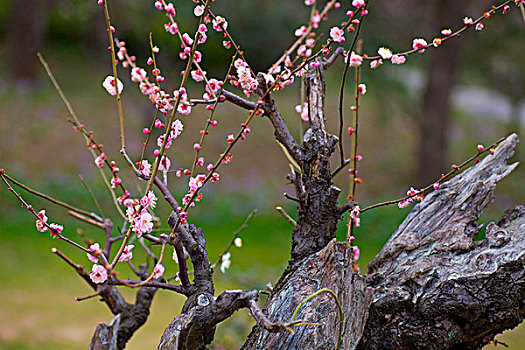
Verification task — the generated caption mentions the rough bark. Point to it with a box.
[242,239,373,350]
[359,133,523,349]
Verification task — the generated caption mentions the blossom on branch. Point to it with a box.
[118,245,134,262]
[102,76,124,96]
[90,264,108,284]
[35,210,48,232]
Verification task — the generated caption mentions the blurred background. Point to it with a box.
[0,0,523,348]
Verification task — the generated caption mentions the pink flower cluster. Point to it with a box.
[121,191,157,236]
[398,187,425,208]
[295,102,309,121]
[233,59,258,97]
[35,210,63,238]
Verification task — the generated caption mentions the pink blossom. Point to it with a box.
[477,144,484,152]
[88,243,100,263]
[358,84,367,95]
[171,119,184,139]
[294,26,307,37]
[391,54,406,65]
[352,0,365,8]
[159,155,171,172]
[351,246,360,262]
[355,155,363,161]
[140,191,157,209]
[370,59,382,69]
[131,67,147,83]
[118,245,134,262]
[412,38,427,53]
[196,157,205,167]
[347,52,363,67]
[90,264,108,284]
[154,1,163,10]
[304,0,315,5]
[212,16,228,31]
[206,78,222,95]
[475,23,484,31]
[36,210,48,232]
[193,143,201,151]
[378,47,392,59]
[153,264,165,279]
[49,223,63,234]
[154,119,164,128]
[502,5,510,14]
[133,209,153,236]
[295,103,309,121]
[191,70,206,82]
[433,183,440,190]
[111,176,121,189]
[95,153,106,168]
[194,5,204,17]
[102,76,123,96]
[348,127,355,135]
[211,172,220,183]
[463,17,474,26]
[330,27,345,44]
[139,160,151,177]
[165,3,175,16]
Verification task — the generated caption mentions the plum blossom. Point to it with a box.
[95,153,106,168]
[159,155,171,172]
[90,264,108,284]
[433,183,441,190]
[212,16,228,31]
[347,52,363,67]
[36,210,48,232]
[350,206,361,227]
[295,26,307,37]
[378,47,392,59]
[358,83,367,95]
[391,54,406,64]
[102,76,124,96]
[140,191,157,210]
[441,28,452,36]
[153,264,165,279]
[304,0,315,5]
[295,103,309,121]
[234,237,242,248]
[463,17,474,26]
[220,252,231,273]
[330,27,345,44]
[131,67,147,82]
[194,5,204,16]
[412,38,427,53]
[88,243,100,263]
[477,144,484,152]
[139,160,151,177]
[475,23,484,31]
[133,209,154,236]
[118,245,134,262]
[370,59,382,69]
[352,0,365,8]
[351,246,360,262]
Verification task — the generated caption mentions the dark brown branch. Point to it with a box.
[222,89,259,111]
[322,47,345,69]
[112,279,188,295]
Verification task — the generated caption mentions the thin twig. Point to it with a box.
[212,209,257,270]
[78,175,105,219]
[275,206,297,227]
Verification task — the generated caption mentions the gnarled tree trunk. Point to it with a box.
[243,133,523,349]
